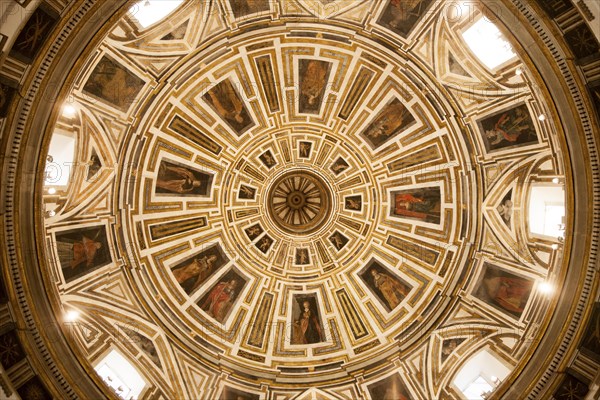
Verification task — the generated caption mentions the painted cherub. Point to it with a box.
[346,198,361,210]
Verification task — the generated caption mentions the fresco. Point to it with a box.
[245,224,264,241]
[82,56,145,112]
[390,187,441,224]
[298,141,312,158]
[171,244,229,295]
[259,150,277,169]
[359,259,411,312]
[220,386,260,400]
[55,226,111,283]
[360,97,416,149]
[10,6,58,63]
[478,103,538,152]
[291,294,325,345]
[155,159,213,196]
[329,231,349,251]
[202,78,254,135]
[229,0,270,19]
[472,263,534,319]
[345,195,362,211]
[377,0,434,37]
[198,269,247,323]
[238,184,257,200]
[497,190,513,227]
[295,248,310,265]
[298,59,332,114]
[367,373,412,400]
[330,157,349,175]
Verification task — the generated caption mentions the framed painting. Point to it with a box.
[477,103,538,152]
[220,386,260,400]
[155,159,213,196]
[367,373,412,400]
[55,226,111,283]
[170,244,229,295]
[198,268,247,323]
[290,294,325,345]
[390,186,441,224]
[9,5,58,63]
[229,0,270,19]
[82,55,146,112]
[359,259,411,312]
[298,59,332,114]
[360,97,416,149]
[202,78,254,135]
[377,0,434,38]
[472,262,534,319]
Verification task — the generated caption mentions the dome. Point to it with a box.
[1,1,599,399]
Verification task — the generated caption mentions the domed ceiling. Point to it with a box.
[2,0,599,399]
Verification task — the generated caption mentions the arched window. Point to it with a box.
[94,349,146,399]
[128,0,185,29]
[453,348,511,399]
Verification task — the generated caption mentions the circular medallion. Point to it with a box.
[266,170,332,235]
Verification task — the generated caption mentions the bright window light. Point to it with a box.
[454,349,510,400]
[462,376,493,400]
[95,350,146,399]
[128,1,184,29]
[45,131,76,187]
[462,18,517,69]
[528,186,565,238]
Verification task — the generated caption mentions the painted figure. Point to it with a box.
[299,142,311,158]
[362,98,416,148]
[371,269,409,309]
[296,249,309,265]
[480,104,537,151]
[474,264,534,318]
[377,0,433,37]
[239,185,255,199]
[203,79,253,135]
[172,255,218,294]
[82,56,145,111]
[346,197,361,211]
[56,227,111,282]
[485,109,533,145]
[497,196,513,226]
[392,187,441,223]
[331,159,349,174]
[201,279,239,322]
[292,300,323,344]
[299,60,331,113]
[67,235,102,269]
[330,232,348,250]
[482,274,532,317]
[156,161,212,196]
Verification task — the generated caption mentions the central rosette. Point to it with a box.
[267,170,332,235]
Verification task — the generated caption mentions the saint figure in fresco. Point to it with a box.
[300,60,330,108]
[484,106,535,146]
[371,269,409,310]
[56,227,111,283]
[481,273,532,317]
[292,300,323,344]
[201,279,239,322]
[393,190,440,222]
[497,197,513,226]
[66,235,103,270]
[156,162,209,195]
[172,254,218,294]
[362,98,415,148]
[203,79,254,135]
[384,0,425,30]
